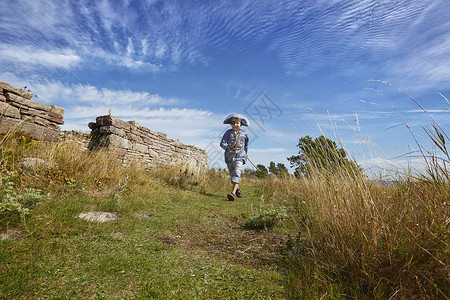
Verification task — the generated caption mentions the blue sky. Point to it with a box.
[1,0,449,176]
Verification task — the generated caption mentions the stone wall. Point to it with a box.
[88,115,208,170]
[0,81,208,171]
[59,130,91,151]
[0,81,64,141]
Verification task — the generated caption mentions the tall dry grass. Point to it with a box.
[148,163,229,196]
[0,130,147,195]
[0,127,227,198]
[257,162,448,298]
[256,88,449,298]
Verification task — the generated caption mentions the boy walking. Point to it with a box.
[220,113,250,201]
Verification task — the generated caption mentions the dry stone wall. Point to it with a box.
[59,130,91,151]
[0,81,64,141]
[88,115,208,170]
[0,81,208,171]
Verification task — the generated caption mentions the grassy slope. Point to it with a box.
[0,181,289,299]
[1,127,448,299]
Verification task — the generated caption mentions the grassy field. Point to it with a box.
[1,180,287,299]
[0,127,449,299]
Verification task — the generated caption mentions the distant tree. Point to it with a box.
[268,162,279,176]
[276,163,289,177]
[269,161,289,177]
[287,135,359,177]
[254,164,269,178]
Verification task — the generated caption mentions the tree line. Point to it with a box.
[246,135,360,178]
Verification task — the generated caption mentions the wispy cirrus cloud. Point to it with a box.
[0,45,81,68]
[0,0,206,71]
[30,80,181,107]
[1,0,448,85]
[386,35,450,91]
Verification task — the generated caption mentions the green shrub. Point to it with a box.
[241,200,287,230]
[0,169,43,223]
[0,131,37,170]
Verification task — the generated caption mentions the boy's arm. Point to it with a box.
[220,131,230,150]
[244,134,249,154]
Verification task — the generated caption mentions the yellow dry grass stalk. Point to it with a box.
[257,161,448,297]
[0,131,148,193]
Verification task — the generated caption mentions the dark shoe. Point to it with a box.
[227,193,235,201]
[236,189,242,198]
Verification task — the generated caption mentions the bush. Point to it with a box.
[0,131,37,170]
[241,199,287,230]
[0,169,43,224]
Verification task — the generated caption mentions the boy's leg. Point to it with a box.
[229,160,243,192]
[231,182,239,194]
[226,160,243,200]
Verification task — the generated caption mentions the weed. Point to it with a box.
[0,131,36,170]
[241,196,287,230]
[0,169,43,226]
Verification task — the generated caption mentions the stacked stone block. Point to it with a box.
[88,115,208,170]
[59,130,91,151]
[0,81,64,141]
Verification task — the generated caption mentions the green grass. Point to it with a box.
[1,159,447,298]
[1,177,288,299]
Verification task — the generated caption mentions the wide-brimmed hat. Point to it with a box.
[223,113,250,126]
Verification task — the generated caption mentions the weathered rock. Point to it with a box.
[0,101,20,118]
[48,113,64,124]
[88,122,98,130]
[78,212,119,223]
[132,143,148,153]
[33,116,50,127]
[49,105,64,117]
[0,117,60,141]
[92,134,132,149]
[0,229,24,241]
[0,82,64,141]
[172,140,187,149]
[20,109,49,120]
[48,122,61,130]
[96,115,131,131]
[148,148,159,158]
[128,120,142,128]
[98,125,125,137]
[0,81,32,100]
[5,92,50,112]
[17,158,56,172]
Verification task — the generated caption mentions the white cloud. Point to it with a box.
[1,0,448,77]
[0,45,81,68]
[66,106,213,120]
[0,0,206,72]
[361,157,428,178]
[30,81,179,107]
[126,38,134,56]
[387,34,450,91]
[141,39,148,56]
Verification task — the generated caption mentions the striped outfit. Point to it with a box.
[220,128,248,183]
